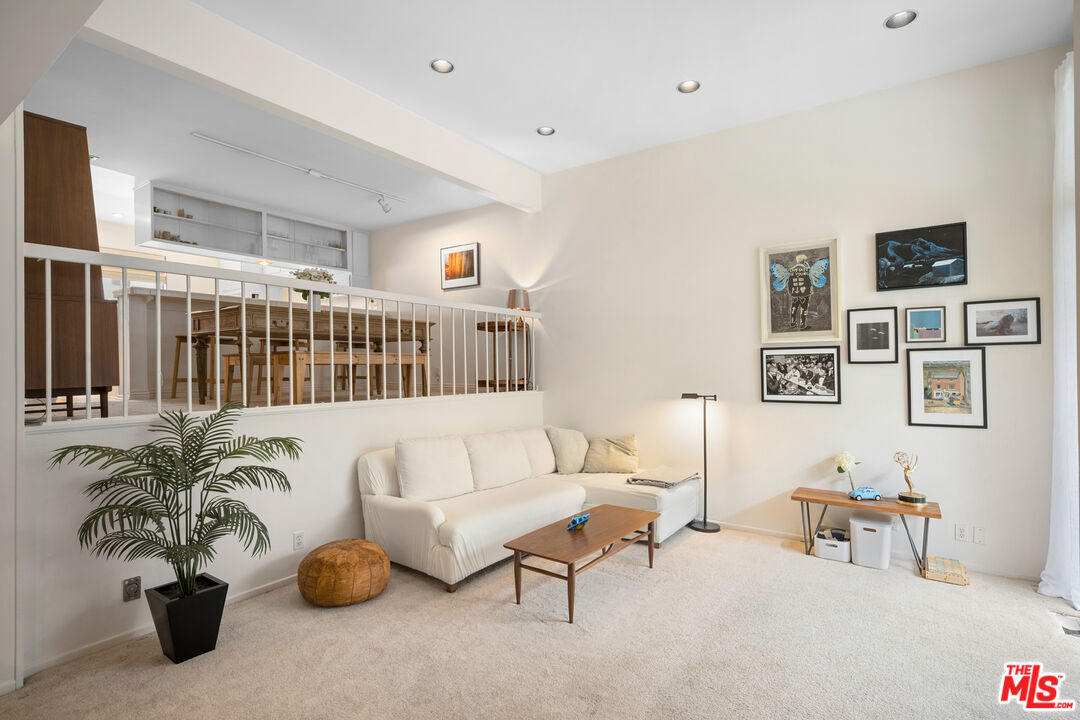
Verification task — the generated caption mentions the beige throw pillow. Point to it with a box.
[545,427,589,474]
[583,436,639,473]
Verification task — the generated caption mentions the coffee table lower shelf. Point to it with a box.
[503,504,660,623]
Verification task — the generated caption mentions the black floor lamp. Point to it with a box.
[682,392,721,533]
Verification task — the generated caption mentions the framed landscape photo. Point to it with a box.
[963,297,1041,346]
[441,242,480,290]
[905,306,946,343]
[906,347,987,429]
[760,237,840,343]
[847,307,898,364]
[761,346,841,404]
[876,222,967,291]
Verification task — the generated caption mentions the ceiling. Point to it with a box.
[25,39,490,231]
[192,0,1072,174]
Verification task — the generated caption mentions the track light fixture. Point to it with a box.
[377,196,392,214]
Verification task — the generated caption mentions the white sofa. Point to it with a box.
[356,427,700,591]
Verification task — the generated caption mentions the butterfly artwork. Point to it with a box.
[759,238,840,343]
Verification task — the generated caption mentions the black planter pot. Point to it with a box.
[145,573,229,663]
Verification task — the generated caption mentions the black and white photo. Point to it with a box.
[846,307,898,363]
[761,346,841,404]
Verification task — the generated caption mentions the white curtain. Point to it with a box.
[1039,52,1079,610]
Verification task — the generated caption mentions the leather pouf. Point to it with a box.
[297,539,389,607]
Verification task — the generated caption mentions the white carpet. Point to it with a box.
[1,530,1077,719]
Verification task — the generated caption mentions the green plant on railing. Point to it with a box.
[50,403,302,597]
[291,267,336,301]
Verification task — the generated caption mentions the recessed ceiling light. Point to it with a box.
[536,126,555,136]
[430,58,454,74]
[884,10,918,29]
[111,212,123,218]
[677,80,701,94]
[258,260,272,266]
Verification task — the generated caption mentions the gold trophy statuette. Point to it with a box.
[894,451,926,504]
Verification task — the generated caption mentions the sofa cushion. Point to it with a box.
[583,435,639,473]
[463,431,532,491]
[559,472,698,514]
[546,427,589,474]
[395,435,474,501]
[518,427,556,476]
[433,476,586,550]
[356,447,399,496]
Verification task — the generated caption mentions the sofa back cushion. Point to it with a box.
[546,427,590,474]
[583,435,640,473]
[356,447,400,496]
[518,427,557,476]
[395,435,474,501]
[464,431,533,491]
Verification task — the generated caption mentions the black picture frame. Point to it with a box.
[963,297,1041,346]
[905,306,947,344]
[906,347,988,429]
[760,346,842,405]
[846,307,899,364]
[876,222,968,291]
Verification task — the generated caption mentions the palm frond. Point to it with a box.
[205,465,292,494]
[198,497,271,556]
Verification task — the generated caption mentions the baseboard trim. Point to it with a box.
[0,679,17,696]
[26,574,297,677]
[718,521,802,541]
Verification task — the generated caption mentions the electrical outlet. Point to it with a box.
[122,576,141,602]
[954,524,969,542]
[973,526,987,545]
[292,531,305,552]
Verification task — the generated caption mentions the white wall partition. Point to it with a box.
[372,46,1066,580]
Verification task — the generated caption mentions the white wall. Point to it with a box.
[0,109,24,694]
[372,46,1066,580]
[19,392,542,673]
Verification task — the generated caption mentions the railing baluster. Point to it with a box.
[84,263,92,419]
[266,284,272,408]
[122,267,129,417]
[329,292,335,405]
[396,300,403,399]
[529,316,536,390]
[44,259,51,424]
[513,313,518,392]
[425,304,430,398]
[473,310,478,394]
[155,271,161,415]
[493,311,499,393]
[411,302,416,398]
[347,294,354,402]
[505,313,510,394]
[439,306,444,397]
[452,308,457,396]
[365,298,370,400]
[287,288,294,406]
[186,275,193,412]
[241,282,247,408]
[308,292,315,406]
[214,278,220,411]
[381,301,387,399]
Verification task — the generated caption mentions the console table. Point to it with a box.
[790,487,942,575]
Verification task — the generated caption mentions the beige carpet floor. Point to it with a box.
[1,530,1077,719]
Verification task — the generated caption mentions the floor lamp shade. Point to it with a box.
[682,392,720,533]
[507,289,531,311]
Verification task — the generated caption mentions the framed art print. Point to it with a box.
[761,346,841,404]
[760,237,840,343]
[876,222,967,291]
[963,298,1041,346]
[441,242,480,290]
[847,307,898,364]
[905,306,946,343]
[906,347,987,429]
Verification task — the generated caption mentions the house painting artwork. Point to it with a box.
[923,361,971,414]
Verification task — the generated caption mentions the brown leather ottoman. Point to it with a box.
[297,539,389,607]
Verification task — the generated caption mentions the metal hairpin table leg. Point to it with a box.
[800,501,809,554]
[921,518,930,576]
[898,515,924,575]
[807,505,827,555]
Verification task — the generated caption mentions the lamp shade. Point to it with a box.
[507,288,531,311]
[681,392,701,399]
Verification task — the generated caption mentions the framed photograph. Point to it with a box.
[760,237,840,343]
[847,307,898,364]
[906,347,987,429]
[441,242,480,290]
[905,306,946,343]
[963,297,1041,346]
[876,222,967,291]
[761,346,841,404]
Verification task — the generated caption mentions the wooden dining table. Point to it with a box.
[189,301,435,405]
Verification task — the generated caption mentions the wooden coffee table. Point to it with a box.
[503,504,660,623]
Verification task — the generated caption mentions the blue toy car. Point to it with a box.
[566,513,590,531]
[849,486,882,501]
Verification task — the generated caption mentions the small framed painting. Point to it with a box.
[876,222,967,291]
[907,347,987,429]
[441,242,480,290]
[760,237,840,343]
[963,298,1041,346]
[761,346,841,404]
[905,306,946,343]
[847,307,898,364]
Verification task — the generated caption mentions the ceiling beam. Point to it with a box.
[79,0,541,212]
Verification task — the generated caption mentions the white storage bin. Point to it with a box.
[814,529,850,563]
[850,513,893,570]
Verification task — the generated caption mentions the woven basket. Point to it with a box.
[297,539,390,607]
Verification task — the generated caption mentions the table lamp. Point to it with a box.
[682,392,720,532]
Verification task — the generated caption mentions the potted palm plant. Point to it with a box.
[50,403,302,663]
